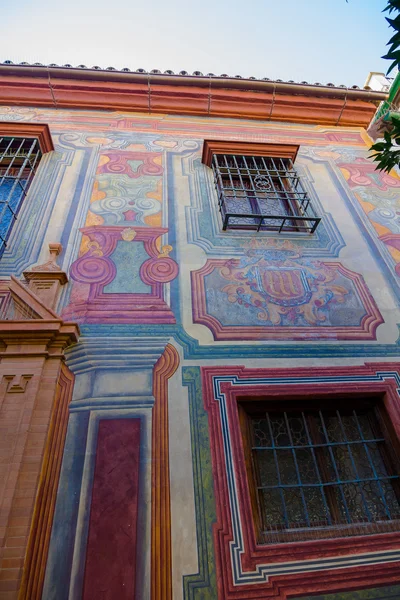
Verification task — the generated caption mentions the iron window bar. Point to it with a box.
[212,154,320,233]
[251,407,400,543]
[0,137,42,257]
[257,475,400,489]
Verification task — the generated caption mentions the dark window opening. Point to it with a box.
[239,398,400,544]
[211,154,320,233]
[0,137,42,257]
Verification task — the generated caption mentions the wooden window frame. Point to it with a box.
[238,394,400,545]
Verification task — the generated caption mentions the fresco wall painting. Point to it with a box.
[191,243,384,341]
[1,105,400,599]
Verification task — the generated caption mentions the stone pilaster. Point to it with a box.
[0,276,79,600]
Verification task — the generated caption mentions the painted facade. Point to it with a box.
[1,71,400,600]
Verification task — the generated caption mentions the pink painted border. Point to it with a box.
[191,259,384,341]
[202,363,400,599]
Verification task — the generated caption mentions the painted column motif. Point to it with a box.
[42,337,176,600]
[62,147,178,324]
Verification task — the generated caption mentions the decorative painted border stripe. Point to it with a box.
[182,367,218,599]
[201,364,400,599]
[0,109,373,145]
[151,344,180,600]
[183,153,344,259]
[79,324,400,359]
[212,370,400,585]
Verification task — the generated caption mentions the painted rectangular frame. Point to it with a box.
[201,363,400,599]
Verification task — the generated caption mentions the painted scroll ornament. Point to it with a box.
[191,240,383,340]
[62,226,178,323]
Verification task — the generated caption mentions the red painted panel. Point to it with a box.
[83,418,141,600]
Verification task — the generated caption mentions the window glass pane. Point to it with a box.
[381,481,400,519]
[342,482,369,522]
[320,413,345,443]
[277,450,297,485]
[332,484,352,523]
[261,489,285,529]
[303,486,329,525]
[249,405,400,543]
[296,448,318,484]
[287,414,308,446]
[331,444,357,480]
[252,418,271,447]
[0,180,25,242]
[361,480,392,520]
[320,446,338,482]
[269,415,290,447]
[283,487,306,525]
[350,443,375,479]
[343,413,365,441]
[255,450,279,486]
[368,442,391,478]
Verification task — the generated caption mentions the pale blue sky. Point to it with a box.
[1,0,391,86]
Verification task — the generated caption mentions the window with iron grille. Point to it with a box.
[211,154,320,233]
[202,141,321,233]
[0,137,43,257]
[240,398,400,544]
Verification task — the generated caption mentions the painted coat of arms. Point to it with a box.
[191,240,383,340]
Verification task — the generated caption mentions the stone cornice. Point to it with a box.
[202,140,299,166]
[0,64,388,127]
[0,277,79,354]
[0,321,80,355]
[0,121,53,153]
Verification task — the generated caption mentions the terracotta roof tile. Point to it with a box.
[0,60,361,90]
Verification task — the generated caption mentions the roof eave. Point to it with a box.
[0,64,388,128]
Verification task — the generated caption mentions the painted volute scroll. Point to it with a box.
[1,69,400,600]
